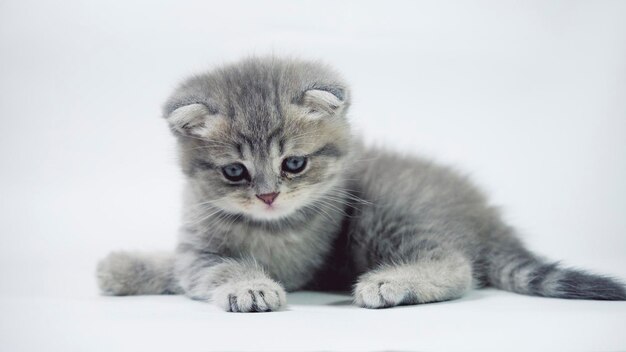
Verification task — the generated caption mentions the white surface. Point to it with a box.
[2,290,626,352]
[1,1,626,351]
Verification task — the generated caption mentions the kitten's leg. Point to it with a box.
[176,245,286,312]
[97,251,181,295]
[354,246,473,308]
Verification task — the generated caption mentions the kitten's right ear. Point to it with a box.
[165,103,222,137]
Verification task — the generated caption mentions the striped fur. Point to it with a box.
[486,248,626,300]
[97,57,625,311]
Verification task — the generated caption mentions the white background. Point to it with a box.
[1,1,625,351]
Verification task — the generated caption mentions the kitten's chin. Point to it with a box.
[244,204,299,221]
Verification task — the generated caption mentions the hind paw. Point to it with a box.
[96,251,143,295]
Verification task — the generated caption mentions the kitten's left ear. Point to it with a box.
[301,87,348,119]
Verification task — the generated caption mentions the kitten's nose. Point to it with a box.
[256,192,279,205]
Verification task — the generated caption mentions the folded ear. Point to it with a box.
[165,103,222,137]
[301,87,348,119]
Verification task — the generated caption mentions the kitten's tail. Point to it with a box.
[96,251,182,295]
[485,246,626,300]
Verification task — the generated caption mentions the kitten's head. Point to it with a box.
[164,57,352,221]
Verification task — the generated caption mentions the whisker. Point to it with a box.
[303,203,335,223]
[313,198,349,216]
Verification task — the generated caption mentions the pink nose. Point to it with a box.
[256,192,279,205]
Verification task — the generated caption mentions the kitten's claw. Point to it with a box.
[212,279,286,312]
[353,273,410,309]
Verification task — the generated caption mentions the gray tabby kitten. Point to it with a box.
[97,57,625,312]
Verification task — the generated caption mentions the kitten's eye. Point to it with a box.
[282,156,307,174]
[222,163,248,182]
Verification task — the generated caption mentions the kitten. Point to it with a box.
[97,57,625,312]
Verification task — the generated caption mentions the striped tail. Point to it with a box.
[96,251,182,296]
[486,249,626,300]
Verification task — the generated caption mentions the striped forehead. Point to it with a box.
[236,126,285,161]
[223,70,285,123]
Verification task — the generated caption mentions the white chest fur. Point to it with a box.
[226,226,334,291]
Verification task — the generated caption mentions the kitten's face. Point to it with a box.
[165,58,351,221]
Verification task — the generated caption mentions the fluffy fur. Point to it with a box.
[97,57,626,311]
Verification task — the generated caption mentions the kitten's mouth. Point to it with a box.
[262,201,287,213]
[243,200,300,221]
[263,205,276,211]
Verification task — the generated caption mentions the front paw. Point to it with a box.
[212,278,287,312]
[353,272,410,309]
